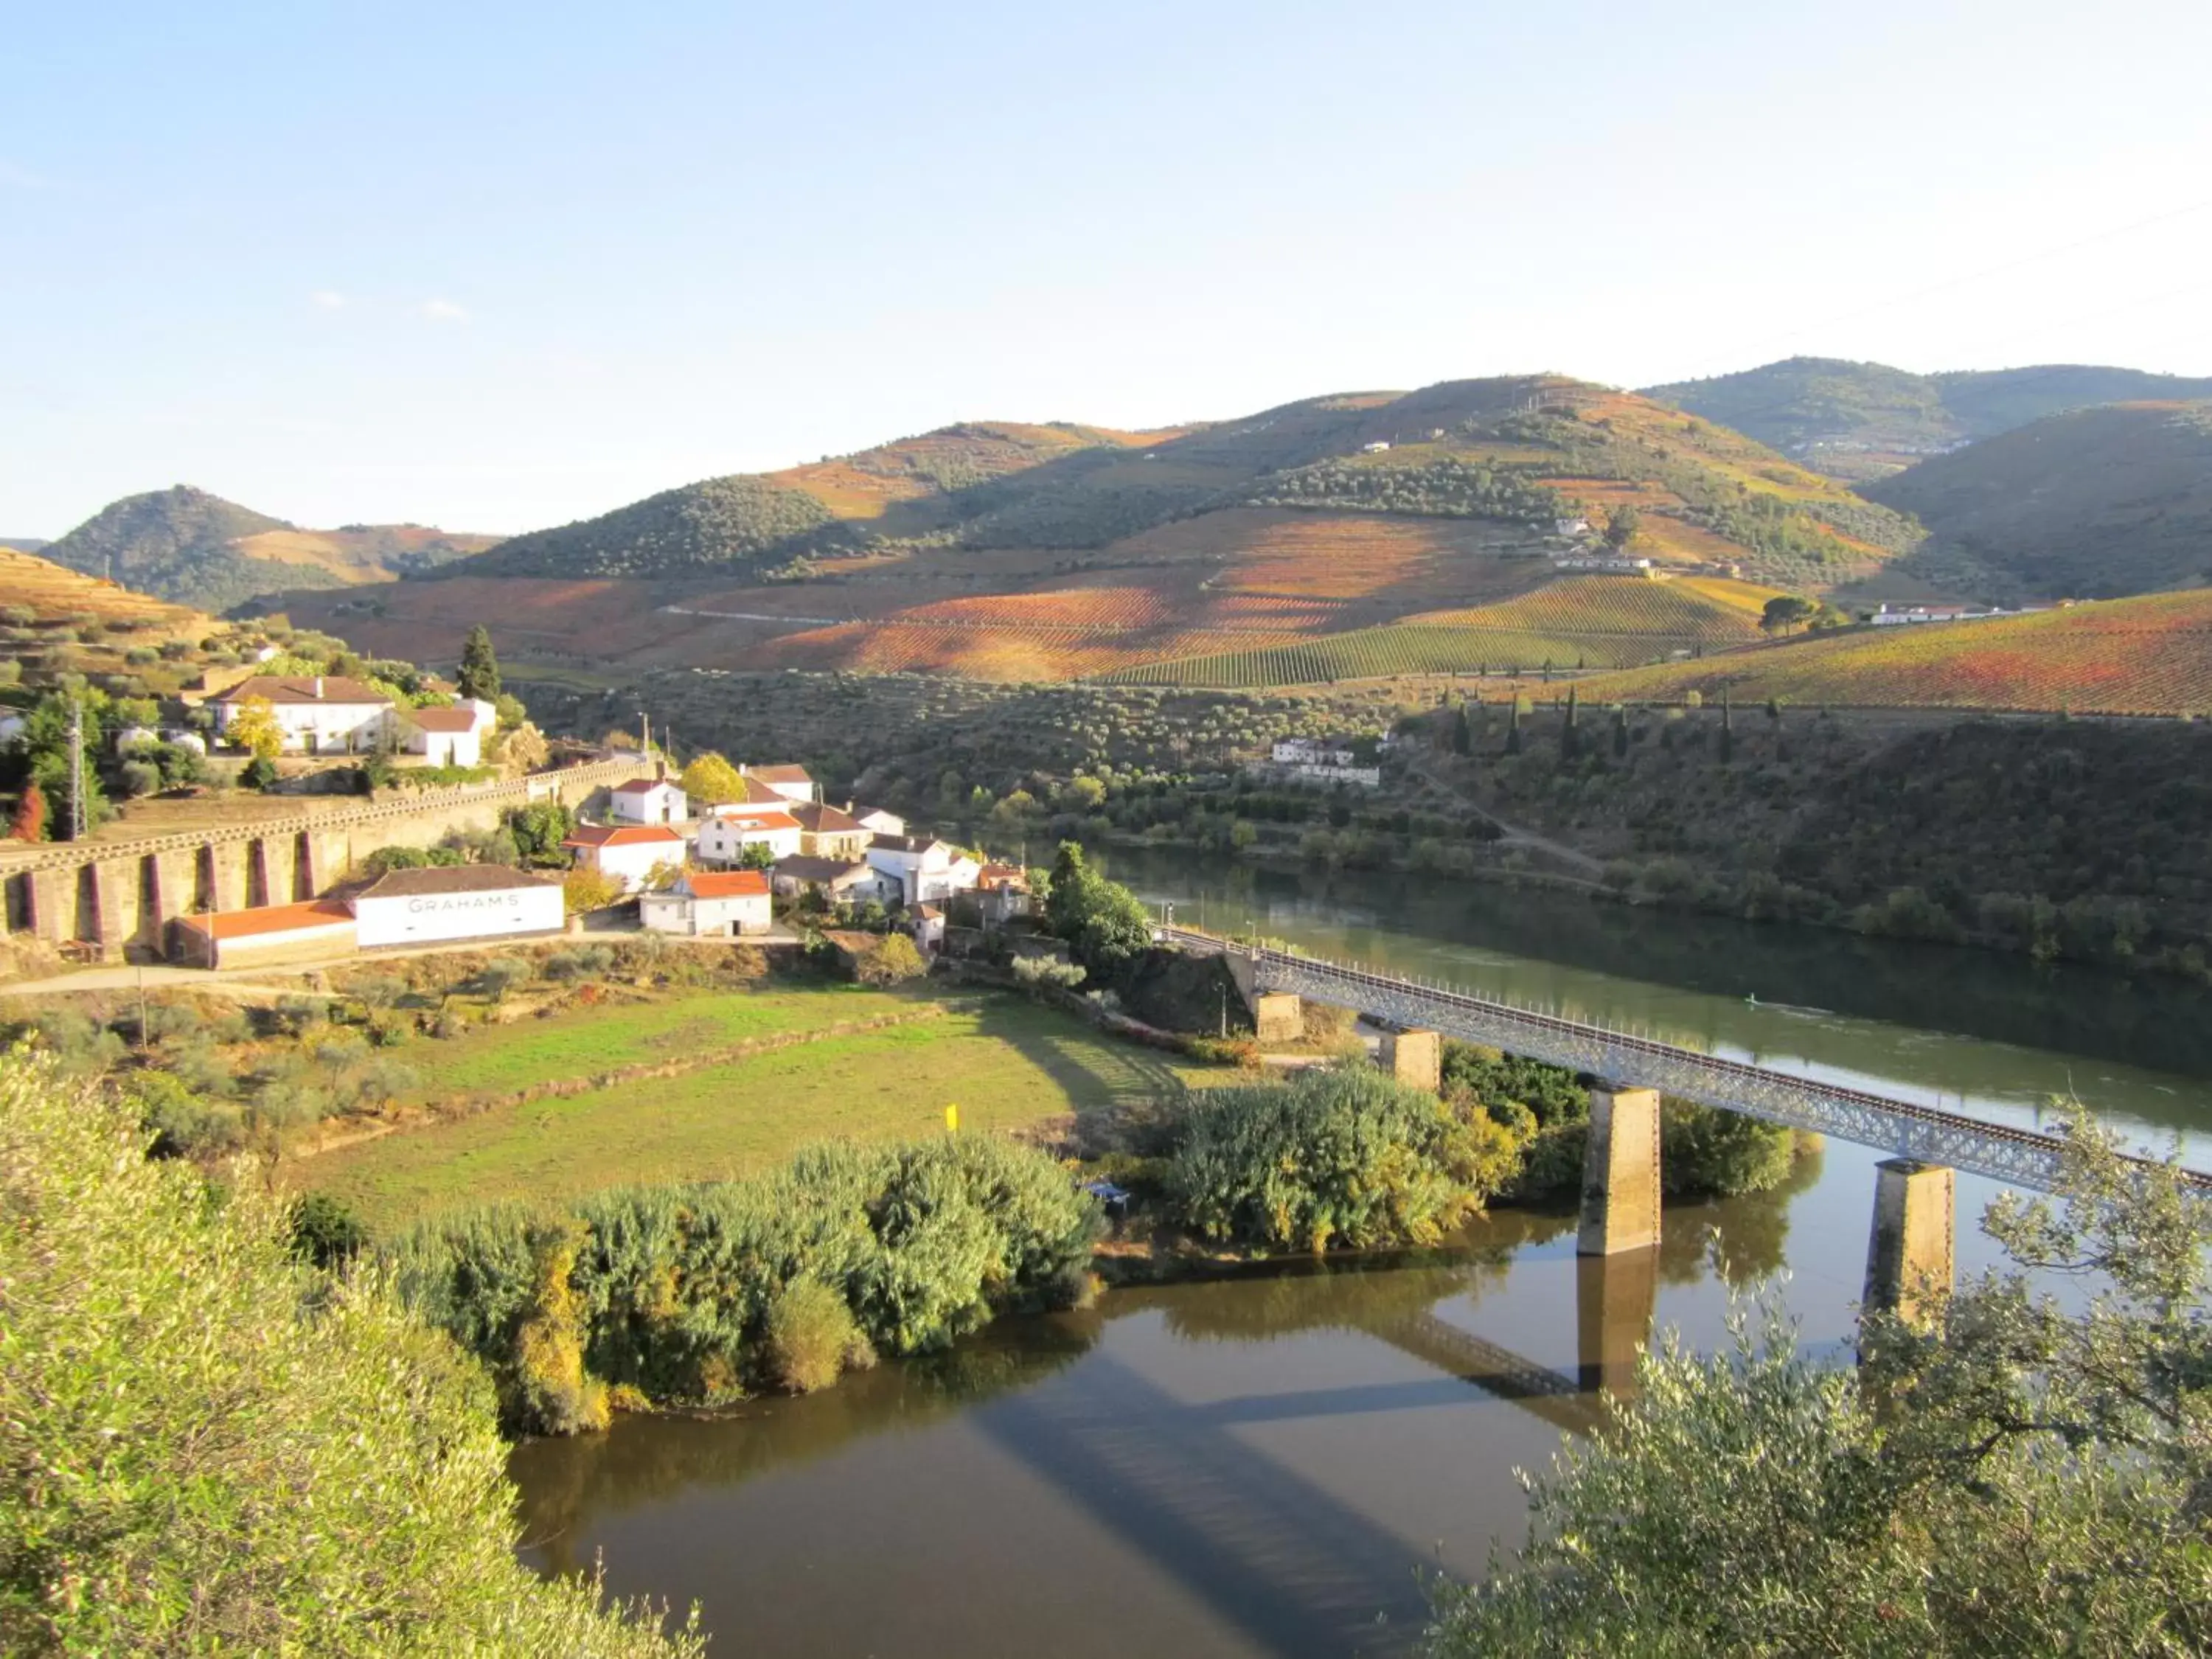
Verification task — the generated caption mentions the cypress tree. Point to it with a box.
[1562,686,1580,759]
[457,626,501,703]
[1505,699,1523,756]
[1719,689,1735,764]
[1452,705,1472,757]
[1613,703,1630,758]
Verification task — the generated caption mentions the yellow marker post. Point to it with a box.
[945,1103,959,1134]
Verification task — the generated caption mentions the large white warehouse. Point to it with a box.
[352,864,566,950]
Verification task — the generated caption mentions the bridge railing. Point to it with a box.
[1163,926,2212,1194]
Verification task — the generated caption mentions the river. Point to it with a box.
[509,855,2212,1658]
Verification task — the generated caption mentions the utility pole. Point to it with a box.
[68,698,87,841]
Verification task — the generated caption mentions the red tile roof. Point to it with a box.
[748,764,814,785]
[682,870,770,899]
[563,824,684,848]
[789,800,860,833]
[406,706,477,731]
[214,675,392,706]
[358,865,556,900]
[612,777,675,796]
[708,810,800,832]
[173,899,355,942]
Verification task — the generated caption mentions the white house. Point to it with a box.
[404,706,483,767]
[852,804,905,837]
[865,834,982,906]
[212,675,396,755]
[352,864,564,950]
[639,869,773,937]
[909,903,946,953]
[1361,440,1391,453]
[608,776,689,824]
[1273,737,1356,767]
[1871,604,1992,627]
[562,823,686,891]
[695,810,802,867]
[771,856,899,903]
[743,763,818,805]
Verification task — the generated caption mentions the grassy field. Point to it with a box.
[300,990,1206,1230]
[1572,588,2212,714]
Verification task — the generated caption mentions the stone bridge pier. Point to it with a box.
[1579,1085,1955,1318]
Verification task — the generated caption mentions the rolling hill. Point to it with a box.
[1567,588,2212,716]
[1646,357,2212,481]
[39,485,501,611]
[0,537,49,552]
[1859,403,2212,602]
[326,376,1921,684]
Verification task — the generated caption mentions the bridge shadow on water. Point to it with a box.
[968,1245,1660,1658]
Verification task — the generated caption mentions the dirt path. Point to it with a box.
[1394,746,1607,877]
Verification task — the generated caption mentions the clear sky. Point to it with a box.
[7,0,2212,537]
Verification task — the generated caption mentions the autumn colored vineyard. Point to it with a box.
[1572,589,2212,715]
[1097,625,1661,687]
[1400,574,1781,641]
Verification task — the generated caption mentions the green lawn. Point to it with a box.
[304,992,1203,1231]
[392,986,927,1104]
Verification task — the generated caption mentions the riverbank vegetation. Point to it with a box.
[391,1133,1102,1435]
[0,1049,698,1655]
[1424,1112,2212,1655]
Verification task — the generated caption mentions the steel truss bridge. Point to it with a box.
[1163,928,2212,1194]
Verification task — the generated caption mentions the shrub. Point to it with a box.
[289,1192,369,1267]
[240,754,279,790]
[392,1135,1100,1433]
[764,1278,874,1394]
[1166,1067,1523,1252]
[855,931,928,985]
[565,867,625,915]
[0,1050,698,1656]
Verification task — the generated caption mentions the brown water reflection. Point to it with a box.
[510,1160,1834,1659]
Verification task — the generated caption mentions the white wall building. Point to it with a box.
[1273,738,1356,767]
[743,764,818,805]
[212,675,397,755]
[608,776,689,824]
[865,834,982,906]
[639,869,773,937]
[852,805,905,838]
[563,823,686,891]
[352,864,565,950]
[695,810,803,866]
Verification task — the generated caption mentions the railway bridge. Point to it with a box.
[1166,927,2211,1321]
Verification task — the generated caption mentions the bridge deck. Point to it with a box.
[1165,928,2211,1194]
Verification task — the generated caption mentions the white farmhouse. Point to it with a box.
[608,776,689,825]
[562,823,686,891]
[695,809,803,867]
[865,833,982,906]
[742,763,819,805]
[770,856,896,903]
[402,697,496,767]
[352,864,564,950]
[640,869,774,937]
[1273,737,1356,767]
[852,804,905,838]
[212,675,397,755]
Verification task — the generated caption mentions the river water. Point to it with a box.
[510,856,2212,1658]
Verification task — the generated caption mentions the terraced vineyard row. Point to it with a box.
[1099,624,1690,687]
[1400,574,1781,641]
[1574,591,2212,714]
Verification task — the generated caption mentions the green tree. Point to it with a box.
[1043,841,1153,979]
[1423,1110,2212,1657]
[456,625,501,702]
[1451,705,1472,757]
[1604,504,1641,549]
[0,1048,698,1656]
[1761,594,1819,634]
[678,751,745,807]
[505,800,574,866]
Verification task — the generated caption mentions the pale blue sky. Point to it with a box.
[7,1,2211,535]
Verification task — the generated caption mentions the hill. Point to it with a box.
[1860,403,2212,602]
[1568,588,2212,716]
[342,377,1920,685]
[40,485,500,611]
[1646,357,2212,481]
[0,537,49,552]
[0,545,204,631]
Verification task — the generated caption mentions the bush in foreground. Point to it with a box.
[1422,1111,2212,1657]
[0,1048,698,1656]
[1166,1067,1523,1252]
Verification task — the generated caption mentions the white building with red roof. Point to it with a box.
[211,675,396,755]
[608,776,689,825]
[562,822,686,891]
[402,698,496,767]
[695,809,802,867]
[743,764,818,805]
[639,869,773,937]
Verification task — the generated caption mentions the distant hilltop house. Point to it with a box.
[1554,517,1592,538]
[641,869,773,938]
[562,822,685,891]
[168,865,561,969]
[212,675,395,755]
[1262,735,1380,788]
[1869,602,2048,627]
[1360,440,1392,453]
[1552,554,1656,574]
